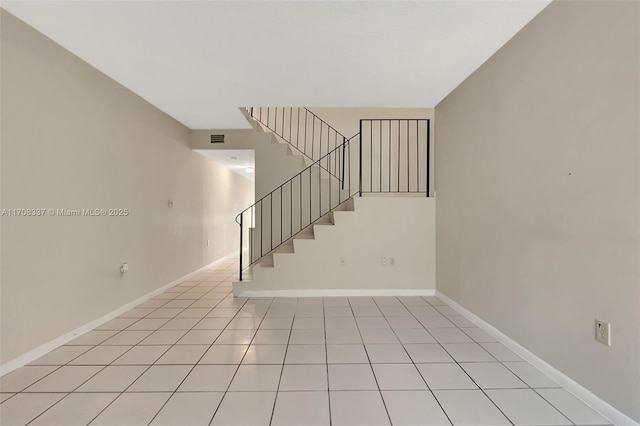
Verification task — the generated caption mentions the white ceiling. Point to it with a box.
[2,0,550,130]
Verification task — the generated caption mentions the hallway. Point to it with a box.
[0,258,611,426]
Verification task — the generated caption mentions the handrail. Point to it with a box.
[236,138,354,280]
[245,107,348,181]
[236,113,431,282]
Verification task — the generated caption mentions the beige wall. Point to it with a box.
[435,1,639,421]
[236,196,435,295]
[0,10,254,365]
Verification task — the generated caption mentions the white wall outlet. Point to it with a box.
[339,257,346,266]
[206,239,210,247]
[595,319,611,346]
[381,257,388,266]
[389,257,396,266]
[120,263,129,274]
[168,199,174,208]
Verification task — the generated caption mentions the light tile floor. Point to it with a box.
[0,258,613,426]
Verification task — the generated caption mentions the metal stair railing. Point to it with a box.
[235,136,357,281]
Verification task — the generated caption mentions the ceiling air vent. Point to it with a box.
[210,134,225,144]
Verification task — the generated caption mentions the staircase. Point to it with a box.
[234,108,431,291]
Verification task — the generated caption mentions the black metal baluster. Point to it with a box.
[260,200,263,257]
[239,213,243,281]
[426,119,430,197]
[388,120,391,192]
[359,121,363,196]
[416,120,420,193]
[379,120,382,192]
[407,120,410,192]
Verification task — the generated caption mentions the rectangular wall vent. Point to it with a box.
[210,134,225,144]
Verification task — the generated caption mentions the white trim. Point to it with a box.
[236,289,435,298]
[435,290,639,426]
[0,253,236,377]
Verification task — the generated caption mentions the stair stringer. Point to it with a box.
[233,196,437,297]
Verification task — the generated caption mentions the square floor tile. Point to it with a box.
[155,345,209,364]
[175,329,221,345]
[417,363,478,390]
[324,307,353,317]
[193,318,231,330]
[328,364,377,390]
[503,362,559,388]
[226,317,262,329]
[252,329,290,344]
[428,328,473,343]
[90,392,171,426]
[0,393,14,403]
[126,318,170,330]
[160,318,200,330]
[146,308,183,319]
[24,366,102,392]
[150,392,224,426]
[29,346,91,365]
[77,365,147,392]
[418,315,456,328]
[535,388,611,425]
[387,317,423,329]
[330,391,390,426]
[69,346,131,365]
[434,390,510,425]
[199,345,248,364]
[460,362,527,389]
[139,330,187,345]
[327,344,369,364]
[293,317,325,329]
[176,308,212,318]
[356,317,389,329]
[127,365,192,391]
[280,364,327,391]
[210,391,276,426]
[382,390,452,426]
[259,317,294,330]
[324,297,350,307]
[486,389,571,425]
[460,328,497,343]
[380,306,411,316]
[289,329,325,344]
[325,317,358,330]
[112,345,169,365]
[208,308,241,318]
[0,366,58,392]
[215,330,256,345]
[0,393,66,426]
[271,391,330,426]
[178,365,237,391]
[480,342,522,361]
[395,328,436,344]
[325,329,362,344]
[242,344,287,364]
[229,364,282,391]
[446,315,477,328]
[365,344,411,363]
[29,392,118,426]
[404,343,454,363]
[101,330,153,345]
[360,328,399,344]
[442,343,495,362]
[352,306,383,317]
[285,344,326,364]
[372,364,427,390]
[349,297,376,307]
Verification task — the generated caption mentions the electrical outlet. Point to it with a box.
[206,239,210,247]
[381,257,388,266]
[339,257,346,266]
[389,257,396,266]
[595,319,611,346]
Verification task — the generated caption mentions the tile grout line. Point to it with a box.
[380,296,454,426]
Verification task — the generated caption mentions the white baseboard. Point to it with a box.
[435,290,639,426]
[236,288,435,298]
[0,253,235,377]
